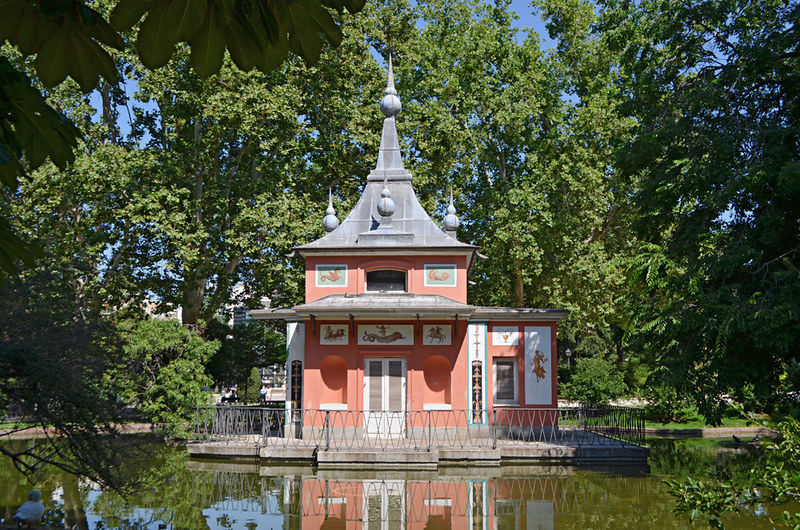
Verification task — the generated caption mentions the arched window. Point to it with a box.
[366,269,406,292]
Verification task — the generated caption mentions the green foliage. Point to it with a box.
[562,355,626,405]
[117,37,381,324]
[1,1,124,91]
[0,0,365,286]
[245,367,262,405]
[110,0,365,75]
[667,417,800,529]
[111,319,216,437]
[0,269,138,490]
[644,384,692,424]
[667,477,741,529]
[207,320,286,388]
[601,0,800,422]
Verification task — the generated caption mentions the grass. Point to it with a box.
[645,416,755,430]
[0,421,37,430]
[644,406,770,430]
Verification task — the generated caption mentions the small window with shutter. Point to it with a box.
[366,269,407,292]
[493,359,518,404]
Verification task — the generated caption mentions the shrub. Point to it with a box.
[112,318,217,437]
[644,384,691,423]
[245,367,262,404]
[562,356,626,405]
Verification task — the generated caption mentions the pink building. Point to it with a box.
[251,61,568,440]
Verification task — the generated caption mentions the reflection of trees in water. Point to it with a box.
[0,439,88,529]
[197,472,284,514]
[648,438,762,479]
[554,473,679,528]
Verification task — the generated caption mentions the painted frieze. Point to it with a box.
[316,264,347,287]
[524,326,553,405]
[424,264,457,287]
[492,326,519,346]
[358,324,414,345]
[320,324,349,345]
[423,324,452,345]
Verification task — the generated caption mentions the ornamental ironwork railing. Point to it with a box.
[191,405,645,449]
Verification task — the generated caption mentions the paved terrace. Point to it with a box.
[188,407,649,467]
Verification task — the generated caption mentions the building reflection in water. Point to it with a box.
[189,461,588,529]
[301,477,557,528]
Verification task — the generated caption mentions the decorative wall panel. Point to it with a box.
[316,264,347,287]
[358,324,414,345]
[524,326,553,405]
[423,264,457,287]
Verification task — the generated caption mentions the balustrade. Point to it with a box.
[192,406,645,449]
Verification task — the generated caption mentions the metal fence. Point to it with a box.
[191,406,645,449]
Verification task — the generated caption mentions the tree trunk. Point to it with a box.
[61,471,90,530]
[182,272,207,327]
[100,82,116,144]
[512,257,524,308]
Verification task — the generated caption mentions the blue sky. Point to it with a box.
[509,0,555,48]
[93,1,555,135]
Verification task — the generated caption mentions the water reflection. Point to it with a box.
[188,463,567,529]
[1,439,797,529]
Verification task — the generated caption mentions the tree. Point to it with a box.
[207,319,286,389]
[121,40,382,325]
[562,355,626,405]
[245,366,262,404]
[361,0,635,360]
[0,0,366,284]
[599,0,800,422]
[108,318,217,436]
[0,269,140,490]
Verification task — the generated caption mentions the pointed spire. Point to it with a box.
[323,188,339,232]
[380,55,401,118]
[444,188,459,238]
[375,54,405,172]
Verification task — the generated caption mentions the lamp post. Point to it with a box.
[565,349,572,370]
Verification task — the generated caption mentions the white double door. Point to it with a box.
[364,358,406,437]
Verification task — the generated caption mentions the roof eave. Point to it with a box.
[251,306,569,322]
[470,307,570,321]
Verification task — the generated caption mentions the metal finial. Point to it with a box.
[377,174,395,218]
[323,188,339,232]
[380,55,402,118]
[386,55,396,93]
[444,188,459,234]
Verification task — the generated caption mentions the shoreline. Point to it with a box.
[0,423,163,440]
[644,426,774,438]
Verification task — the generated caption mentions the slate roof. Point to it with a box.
[295,60,477,256]
[293,293,475,316]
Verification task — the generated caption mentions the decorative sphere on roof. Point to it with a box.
[377,186,395,217]
[380,56,402,117]
[444,191,459,231]
[381,89,402,118]
[323,210,339,232]
[323,191,339,232]
[444,211,459,231]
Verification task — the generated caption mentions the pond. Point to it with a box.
[1,437,797,529]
